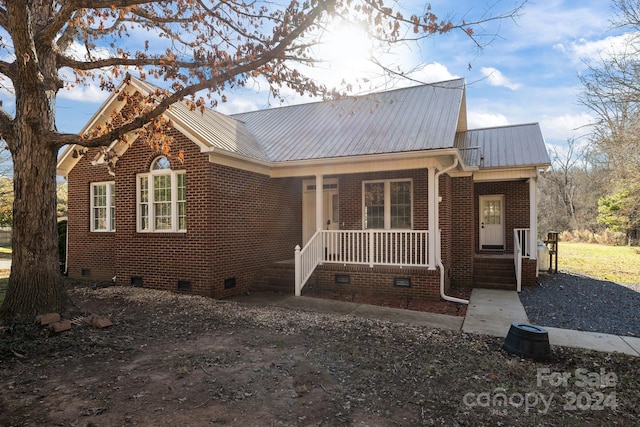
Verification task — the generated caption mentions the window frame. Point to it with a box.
[136,157,186,233]
[362,178,413,230]
[90,181,116,232]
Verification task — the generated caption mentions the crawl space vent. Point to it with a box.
[177,280,191,291]
[394,277,411,288]
[335,274,351,284]
[224,277,236,289]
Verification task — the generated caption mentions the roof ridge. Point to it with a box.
[231,78,466,117]
[463,123,540,132]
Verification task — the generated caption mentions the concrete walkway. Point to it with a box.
[461,288,529,337]
[462,288,639,357]
[230,289,639,357]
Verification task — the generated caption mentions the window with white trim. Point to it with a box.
[137,156,186,232]
[91,182,115,232]
[363,179,412,229]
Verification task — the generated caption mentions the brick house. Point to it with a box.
[57,77,550,302]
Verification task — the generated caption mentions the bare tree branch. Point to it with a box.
[50,0,331,149]
[0,5,7,30]
[0,108,15,150]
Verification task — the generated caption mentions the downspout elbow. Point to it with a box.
[438,259,469,305]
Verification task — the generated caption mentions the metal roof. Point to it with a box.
[232,79,466,162]
[454,123,551,169]
[58,77,551,176]
[132,79,269,162]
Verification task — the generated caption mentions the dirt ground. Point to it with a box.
[0,283,638,426]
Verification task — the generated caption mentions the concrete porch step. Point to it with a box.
[473,256,516,290]
[252,260,295,293]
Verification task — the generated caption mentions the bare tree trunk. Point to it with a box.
[0,1,69,323]
[0,137,68,322]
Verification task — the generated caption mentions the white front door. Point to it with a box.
[302,179,339,246]
[479,195,505,250]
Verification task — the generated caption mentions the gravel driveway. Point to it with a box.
[519,271,640,337]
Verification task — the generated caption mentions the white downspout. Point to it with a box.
[434,158,469,305]
[529,176,538,260]
[64,220,69,275]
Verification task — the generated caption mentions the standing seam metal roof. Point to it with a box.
[131,79,269,162]
[454,123,551,169]
[93,78,550,171]
[232,79,466,162]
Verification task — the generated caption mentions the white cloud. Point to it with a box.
[467,111,509,129]
[406,62,459,84]
[510,0,610,47]
[480,67,521,91]
[57,83,111,103]
[554,32,640,65]
[216,97,260,115]
[539,112,594,142]
[64,41,112,61]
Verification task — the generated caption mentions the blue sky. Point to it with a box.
[52,0,627,152]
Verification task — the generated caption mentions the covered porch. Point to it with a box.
[287,164,539,299]
[293,227,535,297]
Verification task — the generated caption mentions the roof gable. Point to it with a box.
[57,77,267,176]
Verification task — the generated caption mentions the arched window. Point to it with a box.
[137,156,186,232]
[152,156,171,170]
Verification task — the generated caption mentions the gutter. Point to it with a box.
[434,158,469,305]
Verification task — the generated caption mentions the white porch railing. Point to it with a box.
[514,228,531,292]
[295,229,430,296]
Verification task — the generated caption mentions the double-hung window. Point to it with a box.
[91,182,115,232]
[363,179,412,229]
[137,156,186,232]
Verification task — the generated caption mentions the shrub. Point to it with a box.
[556,228,627,245]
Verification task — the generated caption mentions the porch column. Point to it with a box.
[316,174,323,232]
[427,167,437,270]
[529,177,538,259]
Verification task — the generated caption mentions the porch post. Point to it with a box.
[427,167,437,270]
[315,174,323,232]
[529,177,538,259]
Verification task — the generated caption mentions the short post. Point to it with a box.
[294,245,301,296]
[544,232,559,274]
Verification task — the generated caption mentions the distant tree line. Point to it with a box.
[539,0,640,245]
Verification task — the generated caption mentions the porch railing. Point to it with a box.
[295,229,430,296]
[513,228,531,292]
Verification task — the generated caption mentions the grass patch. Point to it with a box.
[0,245,11,260]
[559,242,640,284]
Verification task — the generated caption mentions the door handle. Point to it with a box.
[481,222,485,229]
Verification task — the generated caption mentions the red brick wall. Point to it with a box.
[338,169,428,230]
[522,258,537,286]
[67,150,117,281]
[451,176,475,287]
[438,174,452,291]
[67,129,300,298]
[309,264,441,300]
[474,180,530,253]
